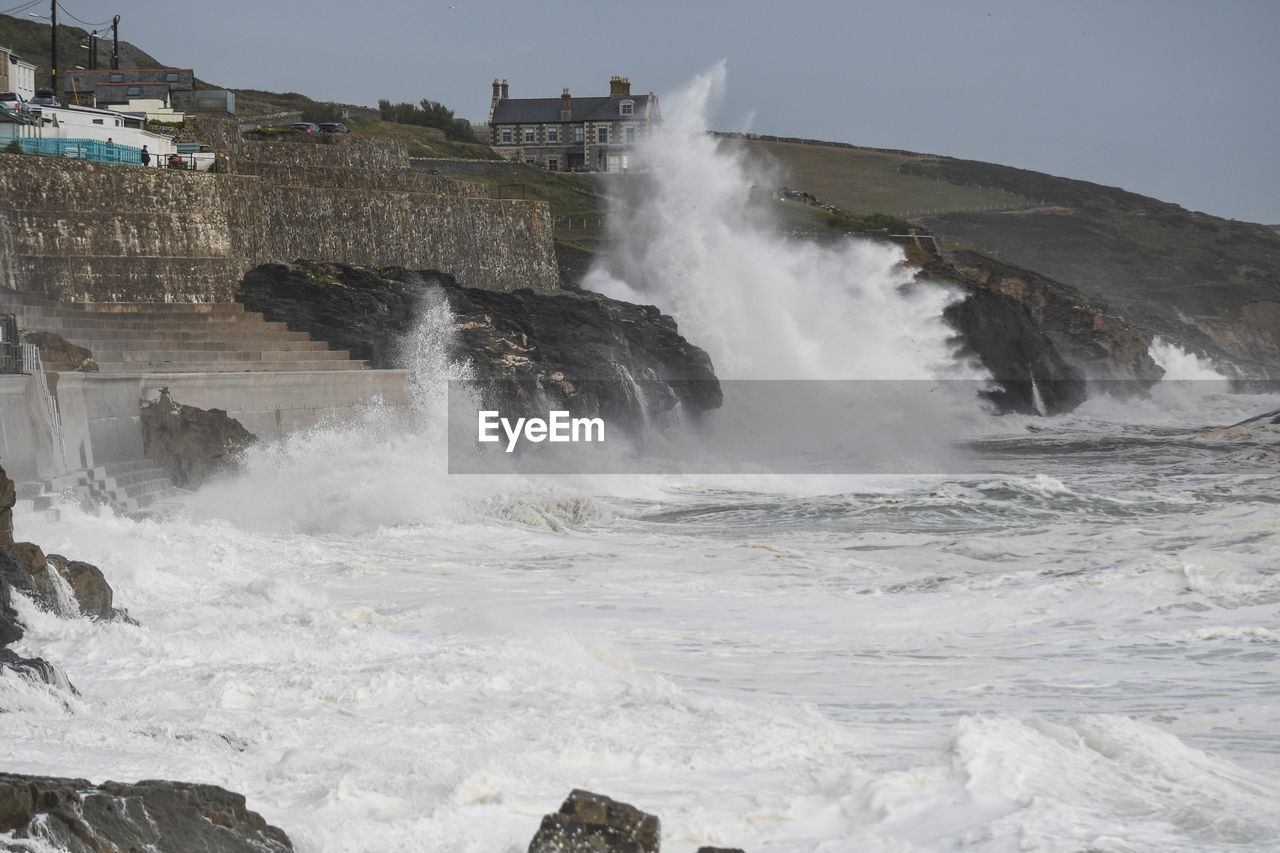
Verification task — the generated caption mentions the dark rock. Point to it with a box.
[0,463,13,548]
[237,261,722,429]
[0,548,24,647]
[944,249,1162,386]
[695,848,746,853]
[141,388,258,489]
[0,773,293,852]
[19,329,99,372]
[0,648,74,693]
[943,287,1087,415]
[528,789,660,853]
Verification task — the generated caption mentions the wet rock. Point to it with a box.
[528,789,660,853]
[0,541,122,622]
[0,466,13,549]
[141,388,258,489]
[0,549,24,648]
[237,261,722,428]
[0,773,293,852]
[943,286,1087,415]
[695,848,746,853]
[19,329,99,372]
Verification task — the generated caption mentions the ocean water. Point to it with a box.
[4,67,1279,852]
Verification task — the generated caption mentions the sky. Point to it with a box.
[14,0,1280,223]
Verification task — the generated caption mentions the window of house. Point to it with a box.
[597,126,608,144]
[92,118,103,124]
[501,128,512,144]
[547,126,558,142]
[625,126,636,144]
[165,72,178,82]
[573,126,584,143]
[108,72,122,82]
[619,100,634,116]
[127,86,140,96]
[548,157,559,172]
[524,128,535,143]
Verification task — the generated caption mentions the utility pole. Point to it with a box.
[49,0,57,90]
[111,15,120,70]
[87,30,97,70]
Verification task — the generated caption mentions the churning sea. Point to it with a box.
[4,65,1278,852]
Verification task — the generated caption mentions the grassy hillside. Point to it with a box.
[731,136,1031,217]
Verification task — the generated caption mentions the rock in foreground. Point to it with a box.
[0,773,292,852]
[528,789,660,853]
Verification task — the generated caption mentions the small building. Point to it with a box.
[488,76,660,172]
[1,47,37,101]
[62,68,195,108]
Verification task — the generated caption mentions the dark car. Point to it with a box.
[319,122,350,134]
[290,122,320,133]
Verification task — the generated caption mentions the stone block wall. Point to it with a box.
[0,118,558,303]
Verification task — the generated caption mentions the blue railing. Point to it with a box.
[12,137,145,165]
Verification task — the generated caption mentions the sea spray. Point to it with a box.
[584,62,975,383]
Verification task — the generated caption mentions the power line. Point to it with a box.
[0,1,43,18]
[53,1,113,28]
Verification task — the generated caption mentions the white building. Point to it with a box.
[1,102,180,166]
[1,47,37,100]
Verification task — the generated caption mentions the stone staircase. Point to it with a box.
[14,460,183,520]
[0,292,363,373]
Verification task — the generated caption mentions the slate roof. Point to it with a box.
[491,94,654,125]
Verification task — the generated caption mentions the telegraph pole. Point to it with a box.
[49,0,57,90]
[111,15,119,70]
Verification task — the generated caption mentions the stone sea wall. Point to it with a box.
[0,123,558,302]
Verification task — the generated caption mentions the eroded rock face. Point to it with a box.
[0,773,293,853]
[528,789,661,853]
[237,262,722,428]
[945,249,1161,386]
[140,388,258,489]
[19,329,99,372]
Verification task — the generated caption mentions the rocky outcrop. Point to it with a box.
[0,773,293,852]
[140,388,258,489]
[19,330,99,372]
[237,262,722,428]
[943,287,1088,415]
[0,462,123,693]
[526,790,746,853]
[944,249,1161,386]
[529,789,661,853]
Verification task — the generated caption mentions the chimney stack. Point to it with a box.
[560,88,572,122]
[492,78,501,100]
[501,79,509,99]
[609,76,631,97]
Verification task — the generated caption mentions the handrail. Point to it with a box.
[20,343,66,464]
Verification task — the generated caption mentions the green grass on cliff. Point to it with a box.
[735,138,1031,217]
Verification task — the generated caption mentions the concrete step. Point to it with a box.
[95,360,367,373]
[66,302,248,315]
[16,316,290,332]
[75,338,331,352]
[92,349,352,363]
[56,328,313,343]
[13,310,275,327]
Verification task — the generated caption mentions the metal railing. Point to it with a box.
[0,314,19,374]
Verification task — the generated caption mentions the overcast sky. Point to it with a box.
[24,0,1280,223]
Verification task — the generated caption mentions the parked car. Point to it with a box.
[319,122,350,134]
[0,92,25,112]
[290,122,320,133]
[27,88,61,109]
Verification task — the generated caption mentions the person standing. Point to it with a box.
[141,145,150,166]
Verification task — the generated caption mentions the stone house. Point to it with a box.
[488,76,660,172]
